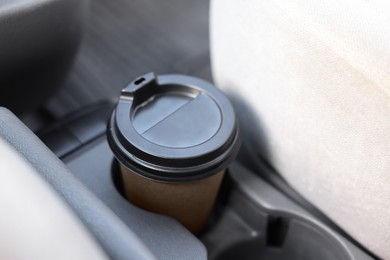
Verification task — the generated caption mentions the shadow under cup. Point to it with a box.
[107,73,241,234]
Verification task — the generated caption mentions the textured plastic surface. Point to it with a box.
[201,163,373,260]
[64,137,207,260]
[39,102,114,157]
[35,103,207,259]
[107,73,241,182]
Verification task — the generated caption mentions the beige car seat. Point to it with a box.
[211,0,390,259]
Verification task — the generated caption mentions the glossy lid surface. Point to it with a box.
[107,73,240,182]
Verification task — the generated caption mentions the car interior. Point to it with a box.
[0,0,387,259]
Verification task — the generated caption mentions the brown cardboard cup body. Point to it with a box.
[120,164,224,234]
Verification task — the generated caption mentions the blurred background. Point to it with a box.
[46,0,211,118]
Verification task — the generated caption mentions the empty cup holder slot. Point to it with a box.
[215,216,348,260]
[201,188,352,260]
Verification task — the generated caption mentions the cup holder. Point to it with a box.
[201,164,354,260]
[214,216,348,260]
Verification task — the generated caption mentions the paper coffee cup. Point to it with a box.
[107,73,240,233]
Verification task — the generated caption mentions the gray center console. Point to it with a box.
[35,103,374,260]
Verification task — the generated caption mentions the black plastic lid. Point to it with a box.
[107,73,241,183]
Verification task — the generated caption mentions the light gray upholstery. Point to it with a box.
[0,138,108,260]
[211,0,390,258]
[0,108,156,260]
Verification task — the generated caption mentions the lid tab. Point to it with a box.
[120,72,158,101]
